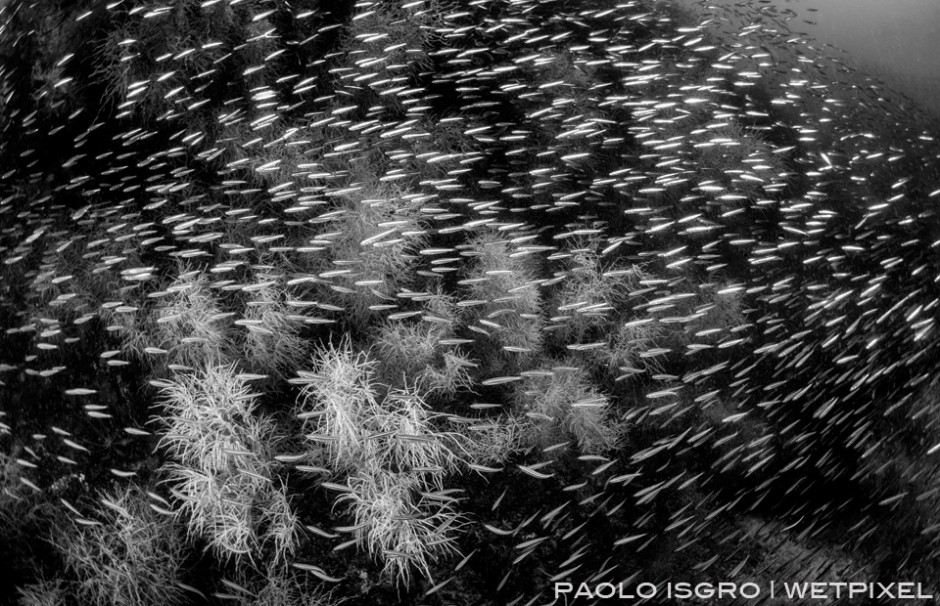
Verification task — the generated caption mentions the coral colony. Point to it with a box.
[2,0,940,605]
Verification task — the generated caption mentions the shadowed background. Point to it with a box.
[709,0,940,119]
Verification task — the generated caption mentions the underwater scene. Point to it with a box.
[1,0,940,604]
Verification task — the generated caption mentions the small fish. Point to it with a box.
[518,463,554,480]
[292,563,343,582]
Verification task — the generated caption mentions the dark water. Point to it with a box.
[703,0,940,119]
[785,0,940,117]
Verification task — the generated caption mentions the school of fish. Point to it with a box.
[1,0,940,604]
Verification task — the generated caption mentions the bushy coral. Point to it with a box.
[549,243,648,342]
[157,364,276,475]
[295,340,470,583]
[52,487,187,606]
[592,319,668,378]
[247,569,339,606]
[16,578,68,606]
[515,367,624,455]
[303,184,428,328]
[337,468,464,586]
[371,384,465,480]
[296,337,382,471]
[374,319,475,395]
[459,231,546,358]
[157,364,297,563]
[460,415,526,466]
[153,271,233,369]
[239,277,308,379]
